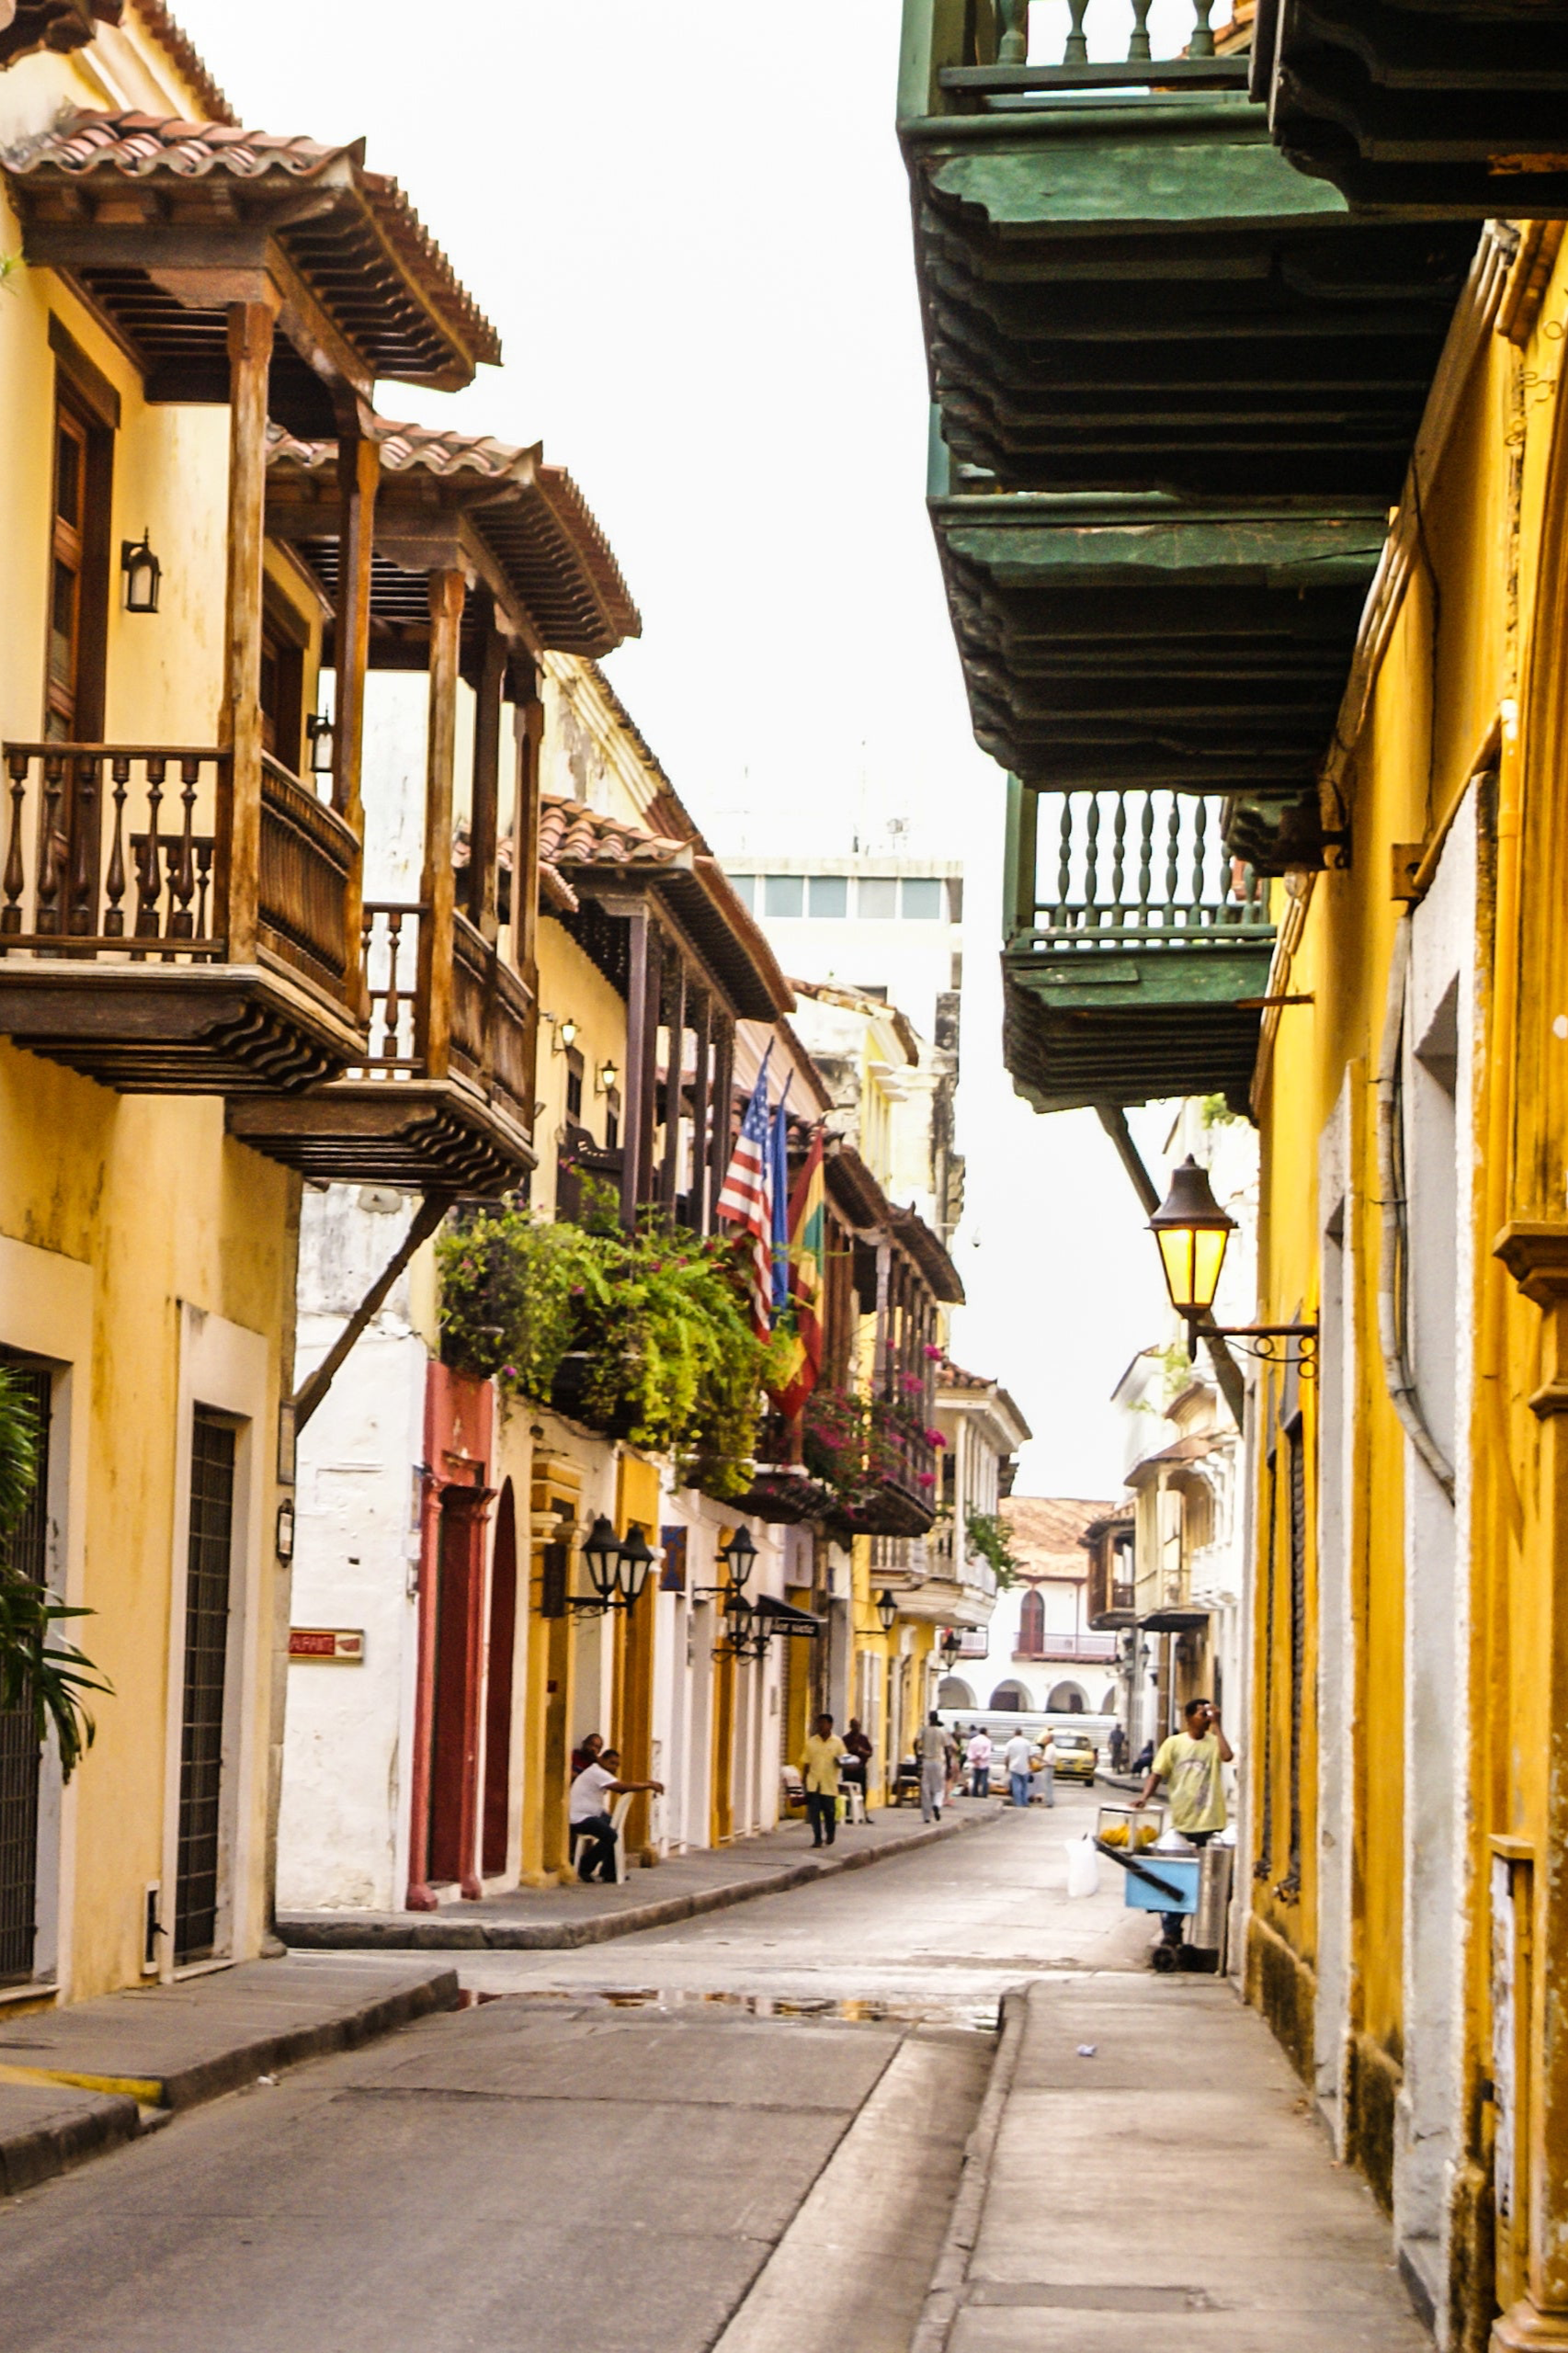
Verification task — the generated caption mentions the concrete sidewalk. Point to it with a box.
[280,1796,1003,1951]
[0,1954,458,2196]
[918,1973,1427,2353]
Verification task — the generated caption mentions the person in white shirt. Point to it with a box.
[965,1727,994,1799]
[567,1746,665,1883]
[917,1711,949,1823]
[1004,1729,1035,1808]
[1033,1730,1057,1808]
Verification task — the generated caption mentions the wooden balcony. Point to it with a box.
[0,742,362,1091]
[227,898,536,1195]
[1003,782,1276,1113]
[1256,0,1568,216]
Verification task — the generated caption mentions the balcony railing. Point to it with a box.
[1011,789,1273,968]
[1015,1631,1119,1662]
[0,742,361,1090]
[1002,783,1278,1113]
[230,894,538,1193]
[910,0,1248,117]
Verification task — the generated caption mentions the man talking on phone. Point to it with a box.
[1132,1697,1234,1951]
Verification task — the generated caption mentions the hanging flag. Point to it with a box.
[770,1125,825,1420]
[716,1053,774,1339]
[770,1077,792,1315]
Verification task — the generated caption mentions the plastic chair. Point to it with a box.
[609,1790,634,1884]
[840,1783,867,1826]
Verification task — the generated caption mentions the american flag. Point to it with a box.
[717,1056,775,1339]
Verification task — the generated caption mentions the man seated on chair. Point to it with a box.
[568,1747,665,1883]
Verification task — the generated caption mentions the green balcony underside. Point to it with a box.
[935,494,1384,793]
[1002,944,1275,1114]
[904,96,1473,498]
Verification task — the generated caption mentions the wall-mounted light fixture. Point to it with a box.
[543,1012,579,1056]
[275,1496,296,1563]
[306,711,335,776]
[1149,1155,1316,1370]
[569,1515,658,1615]
[596,1059,619,1097]
[938,1625,963,1665]
[120,529,162,614]
[875,1587,898,1636]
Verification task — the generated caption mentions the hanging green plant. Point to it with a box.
[965,1508,1020,1588]
[0,1366,109,1781]
[437,1205,769,1497]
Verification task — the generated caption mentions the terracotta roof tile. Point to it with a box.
[1002,1495,1119,1575]
[6,111,500,384]
[267,419,639,655]
[130,3,235,126]
[1,1,119,68]
[539,796,687,873]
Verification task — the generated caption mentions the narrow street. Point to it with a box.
[0,1789,1417,2352]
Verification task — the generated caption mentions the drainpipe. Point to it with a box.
[1374,917,1456,1501]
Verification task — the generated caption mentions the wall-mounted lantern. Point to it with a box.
[120,529,162,614]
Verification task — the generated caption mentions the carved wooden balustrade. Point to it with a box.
[0,742,363,1091]
[229,893,538,1193]
[917,0,1247,108]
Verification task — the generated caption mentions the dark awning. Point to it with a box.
[754,1594,824,1638]
[1140,1608,1211,1634]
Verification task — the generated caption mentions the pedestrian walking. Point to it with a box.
[1033,1728,1057,1807]
[1108,1722,1128,1774]
[567,1747,664,1883]
[1004,1726,1035,1808]
[944,1722,962,1803]
[917,1710,948,1822]
[965,1725,993,1798]
[801,1712,847,1849]
[1133,1697,1234,1950]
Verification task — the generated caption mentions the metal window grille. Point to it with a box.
[0,1362,51,1984]
[174,1411,235,1966]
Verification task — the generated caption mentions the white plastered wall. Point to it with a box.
[1314,1076,1356,2147]
[1394,791,1476,2336]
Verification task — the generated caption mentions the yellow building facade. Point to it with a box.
[1245,223,1568,2353]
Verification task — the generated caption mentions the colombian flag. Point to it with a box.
[770,1125,825,1420]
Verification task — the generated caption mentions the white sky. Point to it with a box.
[174,0,1187,1495]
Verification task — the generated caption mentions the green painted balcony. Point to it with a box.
[1002,780,1276,1114]
[1254,0,1568,218]
[900,0,1472,844]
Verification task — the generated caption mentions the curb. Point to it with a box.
[911,1980,1030,2353]
[0,2086,143,2197]
[0,1963,460,2199]
[280,1807,1003,1953]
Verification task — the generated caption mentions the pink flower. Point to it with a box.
[916,1471,936,1488]
[924,1344,944,1361]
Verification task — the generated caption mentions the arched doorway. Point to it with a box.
[482,1480,517,1879]
[1047,1680,1087,1712]
[1019,1588,1045,1653]
[989,1680,1029,1711]
[938,1676,975,1709]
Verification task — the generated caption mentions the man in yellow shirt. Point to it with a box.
[1134,1697,1233,1949]
[801,1712,847,1849]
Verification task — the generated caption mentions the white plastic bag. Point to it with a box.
[1065,1836,1099,1898]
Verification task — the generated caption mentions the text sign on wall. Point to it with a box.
[289,1627,365,1664]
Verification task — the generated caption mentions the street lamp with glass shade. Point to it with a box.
[580,1514,623,1610]
[617,1522,656,1607]
[1149,1156,1235,1327]
[875,1588,897,1636]
[719,1525,757,1591]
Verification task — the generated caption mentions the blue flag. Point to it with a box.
[770,1078,791,1314]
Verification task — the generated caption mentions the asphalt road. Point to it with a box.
[0,1784,1143,2352]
